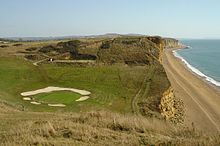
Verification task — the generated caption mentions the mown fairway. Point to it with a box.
[0,55,147,112]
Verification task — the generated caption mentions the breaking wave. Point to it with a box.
[173,50,220,87]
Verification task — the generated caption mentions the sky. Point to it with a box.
[0,0,220,38]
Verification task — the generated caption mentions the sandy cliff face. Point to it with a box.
[152,38,185,123]
[160,87,175,120]
[159,87,185,124]
[163,38,180,49]
[159,38,179,62]
[145,37,179,62]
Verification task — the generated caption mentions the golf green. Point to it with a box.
[33,91,81,104]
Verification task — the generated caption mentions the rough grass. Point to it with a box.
[0,104,219,146]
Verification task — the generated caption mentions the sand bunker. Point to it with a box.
[23,97,31,101]
[21,86,91,107]
[76,96,90,102]
[30,101,41,105]
[21,86,91,96]
[48,104,66,107]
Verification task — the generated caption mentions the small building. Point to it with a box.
[48,58,54,62]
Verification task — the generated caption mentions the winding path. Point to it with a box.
[131,66,155,115]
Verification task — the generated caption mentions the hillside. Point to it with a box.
[18,36,181,120]
[0,36,219,145]
[0,102,219,146]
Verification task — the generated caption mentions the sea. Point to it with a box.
[173,39,220,87]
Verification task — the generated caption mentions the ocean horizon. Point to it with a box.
[173,39,220,87]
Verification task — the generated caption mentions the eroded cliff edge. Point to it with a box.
[149,37,185,124]
[96,36,184,123]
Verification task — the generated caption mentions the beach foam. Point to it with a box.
[173,50,220,87]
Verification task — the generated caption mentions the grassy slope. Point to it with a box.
[0,37,172,115]
[0,38,219,145]
[0,107,219,146]
[0,56,147,113]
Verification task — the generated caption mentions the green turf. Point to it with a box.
[33,91,81,104]
[0,56,148,112]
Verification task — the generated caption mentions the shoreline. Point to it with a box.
[172,47,220,90]
[162,46,220,133]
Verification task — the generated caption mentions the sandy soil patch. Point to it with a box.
[21,86,91,96]
[30,101,41,105]
[23,97,31,101]
[21,86,91,107]
[48,104,66,107]
[76,96,90,102]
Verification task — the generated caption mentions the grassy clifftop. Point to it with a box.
[1,36,205,146]
[30,36,179,65]
[97,36,179,65]
[97,37,160,65]
[0,36,180,116]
